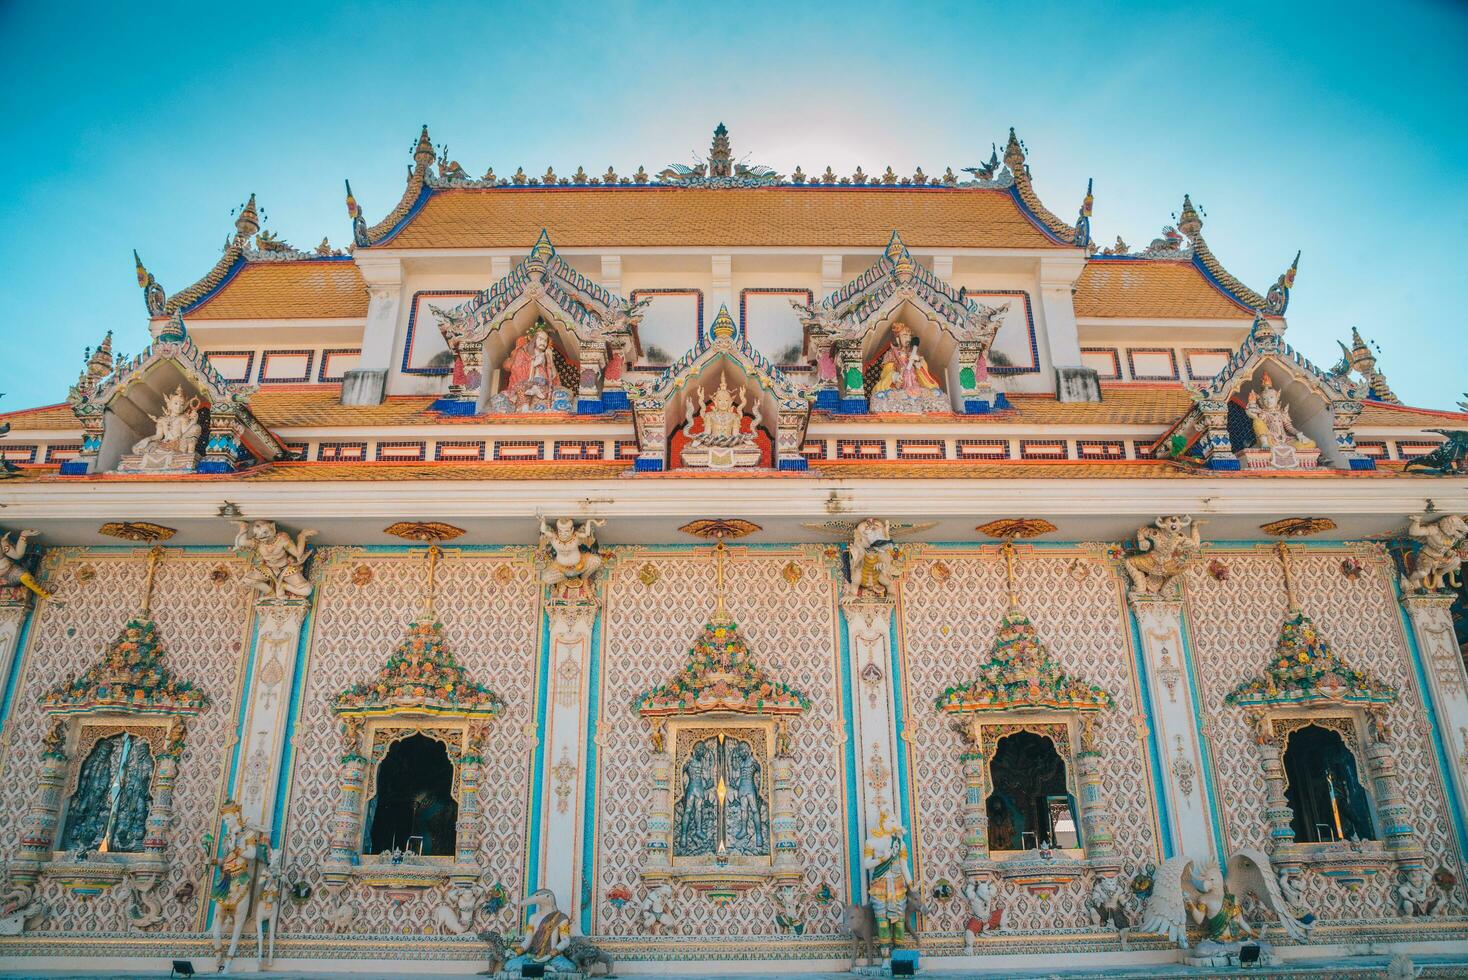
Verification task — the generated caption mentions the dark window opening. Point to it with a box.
[60,732,154,853]
[1284,724,1375,843]
[985,731,1080,850]
[365,733,457,856]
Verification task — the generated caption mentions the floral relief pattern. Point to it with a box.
[899,548,1160,933]
[0,550,248,934]
[593,548,847,938]
[1183,548,1463,920]
[277,549,539,936]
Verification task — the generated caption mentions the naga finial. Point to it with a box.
[1074,177,1094,248]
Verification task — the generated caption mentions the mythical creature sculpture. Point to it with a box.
[638,881,675,934]
[489,326,572,413]
[131,385,203,457]
[869,324,947,414]
[773,885,805,935]
[847,517,898,599]
[1402,514,1468,593]
[861,810,913,948]
[120,871,165,931]
[1404,430,1468,476]
[254,853,283,964]
[1137,849,1313,959]
[206,801,270,972]
[0,529,50,600]
[506,888,573,971]
[961,878,1007,951]
[1086,874,1133,946]
[539,516,606,599]
[232,520,316,600]
[1244,374,1316,468]
[565,936,614,976]
[1396,869,1446,918]
[432,886,478,935]
[0,880,45,936]
[1123,516,1202,599]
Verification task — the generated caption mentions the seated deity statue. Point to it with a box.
[680,376,763,469]
[505,888,575,972]
[1243,373,1318,469]
[122,385,203,471]
[869,324,948,413]
[488,326,573,413]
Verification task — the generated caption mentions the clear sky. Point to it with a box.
[1,0,1464,410]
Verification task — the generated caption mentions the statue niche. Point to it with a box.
[676,375,769,470]
[1237,371,1321,471]
[487,322,574,413]
[60,732,155,854]
[115,383,206,474]
[865,322,948,414]
[673,729,770,860]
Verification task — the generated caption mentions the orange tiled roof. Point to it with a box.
[1073,259,1253,319]
[378,187,1068,250]
[187,260,367,320]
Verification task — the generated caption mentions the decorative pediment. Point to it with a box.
[636,618,808,719]
[433,231,646,352]
[1224,611,1396,711]
[1155,314,1373,471]
[40,615,209,717]
[935,607,1112,715]
[626,306,814,471]
[332,617,503,718]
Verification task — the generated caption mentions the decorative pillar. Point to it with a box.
[959,748,988,871]
[1400,593,1468,826]
[0,588,33,722]
[143,721,184,857]
[1251,724,1297,855]
[771,740,801,885]
[1037,255,1097,403]
[538,596,599,920]
[453,723,488,887]
[342,267,403,406]
[1363,716,1424,872]
[199,410,245,474]
[322,726,367,889]
[232,598,312,833]
[840,597,902,879]
[574,344,609,415]
[1129,594,1218,860]
[1196,398,1240,470]
[1074,739,1118,861]
[11,719,68,892]
[953,339,1003,414]
[643,733,673,879]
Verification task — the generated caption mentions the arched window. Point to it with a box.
[1283,724,1375,843]
[60,732,154,853]
[985,731,1080,851]
[364,733,458,856]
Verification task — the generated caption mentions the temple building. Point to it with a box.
[1,123,1467,976]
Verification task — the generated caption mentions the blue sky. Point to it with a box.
[2,0,1464,410]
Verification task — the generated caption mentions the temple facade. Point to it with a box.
[0,123,1466,976]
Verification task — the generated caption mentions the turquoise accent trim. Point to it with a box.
[270,602,316,847]
[836,604,862,905]
[0,601,37,734]
[579,610,602,935]
[1395,589,1468,861]
[887,608,914,845]
[525,609,552,897]
[1125,608,1174,859]
[1177,606,1227,858]
[223,613,262,798]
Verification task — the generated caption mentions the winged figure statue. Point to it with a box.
[1137,849,1313,950]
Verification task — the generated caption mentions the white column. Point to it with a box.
[841,597,905,892]
[1400,594,1468,818]
[1037,255,1096,402]
[491,254,512,282]
[931,254,954,283]
[538,597,598,922]
[0,591,32,721]
[232,598,311,832]
[821,255,844,298]
[344,256,404,405]
[1129,594,1217,861]
[600,255,622,296]
[710,255,732,330]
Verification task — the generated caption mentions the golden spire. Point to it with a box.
[710,304,736,342]
[140,545,164,617]
[1001,539,1019,610]
[234,193,260,241]
[1276,541,1299,614]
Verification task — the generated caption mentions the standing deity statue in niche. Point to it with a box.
[489,324,573,413]
[539,516,606,599]
[232,520,317,600]
[1402,513,1468,593]
[869,323,947,413]
[680,376,763,469]
[675,740,717,856]
[1244,374,1317,469]
[862,811,912,947]
[131,385,203,457]
[0,528,51,600]
[1123,515,1202,599]
[847,517,899,599]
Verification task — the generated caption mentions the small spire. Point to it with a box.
[1003,127,1025,173]
[790,165,806,185]
[881,166,898,186]
[884,230,908,263]
[157,310,188,343]
[413,125,435,171]
[709,123,732,178]
[88,331,114,379]
[530,229,555,261]
[234,193,260,241]
[1176,193,1203,240]
[710,304,737,341]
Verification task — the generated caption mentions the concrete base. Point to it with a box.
[1055,366,1101,403]
[339,369,388,406]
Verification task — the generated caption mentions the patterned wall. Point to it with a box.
[0,548,251,933]
[1183,546,1465,920]
[276,548,541,936]
[591,546,849,939]
[899,546,1161,932]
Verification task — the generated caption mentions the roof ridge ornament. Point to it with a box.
[345,179,369,248]
[1176,193,1275,309]
[1073,178,1094,249]
[133,250,166,317]
[999,127,1077,242]
[1263,250,1300,315]
[658,123,782,188]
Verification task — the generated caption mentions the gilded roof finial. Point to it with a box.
[1176,194,1203,240]
[1335,326,1399,404]
[413,124,436,172]
[1263,250,1300,315]
[710,304,737,342]
[1003,127,1025,173]
[709,122,732,179]
[133,250,166,316]
[88,331,114,380]
[530,228,555,261]
[885,230,913,283]
[234,193,260,242]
